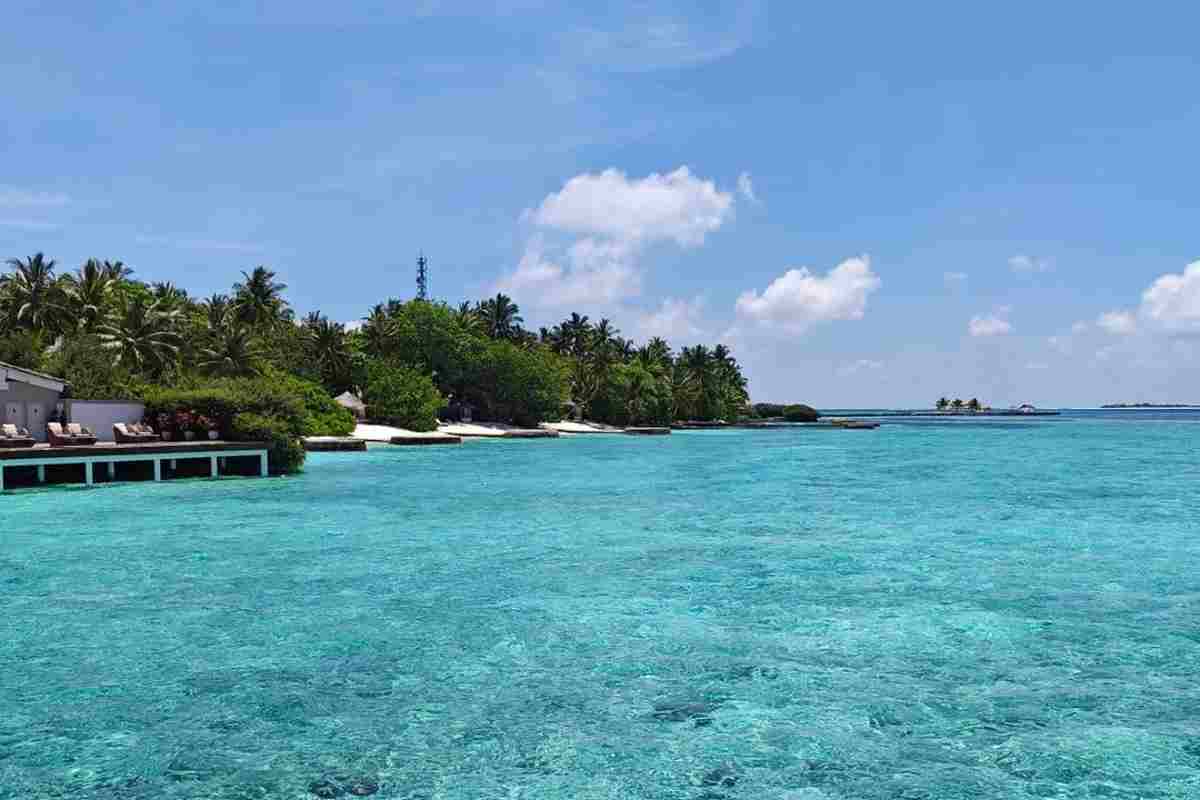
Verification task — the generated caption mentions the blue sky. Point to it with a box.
[3,1,1199,406]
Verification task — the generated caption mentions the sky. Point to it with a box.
[2,1,1198,407]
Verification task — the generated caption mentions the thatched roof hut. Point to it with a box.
[335,391,367,420]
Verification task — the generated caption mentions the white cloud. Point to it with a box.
[1139,260,1200,330]
[968,314,1012,337]
[838,358,884,376]
[734,256,880,333]
[737,171,757,203]
[497,233,638,306]
[0,186,69,207]
[1096,309,1137,335]
[1009,254,1053,273]
[499,166,738,309]
[944,271,967,287]
[529,166,733,247]
[637,296,707,341]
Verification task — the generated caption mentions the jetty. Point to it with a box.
[303,437,367,452]
[0,440,269,492]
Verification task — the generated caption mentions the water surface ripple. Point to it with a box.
[2,413,1199,798]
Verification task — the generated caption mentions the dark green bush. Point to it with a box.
[363,361,443,431]
[231,412,306,475]
[141,373,329,474]
[782,404,819,422]
[751,403,787,418]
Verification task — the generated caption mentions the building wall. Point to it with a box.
[64,400,146,442]
[1,380,64,441]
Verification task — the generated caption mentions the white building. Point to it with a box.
[0,361,66,442]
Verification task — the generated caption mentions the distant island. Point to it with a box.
[1101,403,1200,408]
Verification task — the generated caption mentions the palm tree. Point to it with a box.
[951,398,964,411]
[2,253,65,332]
[558,313,592,357]
[361,303,397,358]
[203,293,233,332]
[455,301,484,336]
[61,258,116,331]
[478,293,523,339]
[967,398,981,412]
[101,260,133,282]
[936,397,949,411]
[198,323,263,377]
[303,313,351,389]
[150,281,188,313]
[98,296,183,373]
[232,266,288,329]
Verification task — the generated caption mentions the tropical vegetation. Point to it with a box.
[0,253,756,471]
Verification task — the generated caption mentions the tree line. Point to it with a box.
[0,253,750,428]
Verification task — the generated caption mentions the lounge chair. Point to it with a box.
[46,422,72,446]
[0,424,36,448]
[114,422,157,443]
[66,423,98,446]
[48,422,97,446]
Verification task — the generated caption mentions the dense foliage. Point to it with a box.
[782,404,819,422]
[362,362,443,431]
[0,253,759,469]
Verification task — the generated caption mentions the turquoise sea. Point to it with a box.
[3,411,1200,799]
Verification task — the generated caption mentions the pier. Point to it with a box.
[0,440,269,492]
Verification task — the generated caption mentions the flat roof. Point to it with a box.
[0,361,67,392]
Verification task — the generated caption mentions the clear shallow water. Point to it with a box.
[3,413,1200,799]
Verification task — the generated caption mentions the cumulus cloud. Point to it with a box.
[636,296,707,341]
[1096,309,1137,335]
[734,256,880,333]
[1009,254,1053,273]
[497,233,639,306]
[1139,260,1200,330]
[968,313,1012,337]
[500,166,737,308]
[737,172,757,203]
[529,166,733,247]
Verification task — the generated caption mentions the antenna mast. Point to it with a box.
[416,252,428,300]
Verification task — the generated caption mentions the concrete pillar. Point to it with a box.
[0,465,5,492]
[36,465,45,483]
[84,462,93,486]
[259,453,269,477]
[169,459,177,471]
[210,456,218,478]
[153,459,161,481]
[107,462,115,480]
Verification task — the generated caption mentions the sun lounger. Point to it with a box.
[48,422,97,446]
[66,423,98,446]
[0,424,36,448]
[114,422,158,443]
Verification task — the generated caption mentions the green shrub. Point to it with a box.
[469,341,567,427]
[141,373,319,474]
[363,361,443,431]
[782,403,819,422]
[231,412,306,475]
[751,402,787,419]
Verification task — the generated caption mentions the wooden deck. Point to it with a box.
[0,440,270,492]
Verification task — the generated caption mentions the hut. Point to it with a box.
[335,391,367,420]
